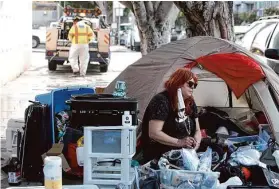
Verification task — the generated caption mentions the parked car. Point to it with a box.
[32,27,46,48]
[234,25,250,41]
[236,16,279,74]
[170,28,186,42]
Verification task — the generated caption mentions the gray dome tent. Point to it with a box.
[105,36,279,140]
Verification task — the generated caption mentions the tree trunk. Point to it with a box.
[174,1,234,41]
[121,1,179,55]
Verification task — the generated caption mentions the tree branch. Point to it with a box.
[144,1,154,20]
[153,1,161,11]
[155,1,175,25]
[132,1,148,32]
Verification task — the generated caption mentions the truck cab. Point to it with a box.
[45,7,110,73]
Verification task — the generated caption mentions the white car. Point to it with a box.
[236,16,279,74]
[32,27,46,48]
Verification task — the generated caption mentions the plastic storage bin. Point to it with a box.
[227,135,267,152]
[35,87,95,143]
[158,169,220,189]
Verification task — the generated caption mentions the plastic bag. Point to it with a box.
[217,176,243,189]
[201,173,219,189]
[158,158,173,186]
[273,150,279,169]
[198,147,212,172]
[181,148,200,171]
[262,168,279,188]
[230,149,261,166]
[171,170,203,187]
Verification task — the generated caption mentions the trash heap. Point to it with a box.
[136,118,279,189]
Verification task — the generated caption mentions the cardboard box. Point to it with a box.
[42,143,71,172]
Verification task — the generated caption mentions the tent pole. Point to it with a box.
[227,85,233,108]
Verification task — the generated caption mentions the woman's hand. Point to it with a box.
[177,136,196,148]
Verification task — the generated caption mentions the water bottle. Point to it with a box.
[113,81,126,97]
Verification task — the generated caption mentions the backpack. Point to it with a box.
[19,101,51,182]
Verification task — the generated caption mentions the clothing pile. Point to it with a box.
[55,110,84,177]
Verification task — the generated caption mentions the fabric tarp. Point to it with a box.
[185,53,266,98]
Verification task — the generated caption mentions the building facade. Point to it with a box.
[234,1,279,17]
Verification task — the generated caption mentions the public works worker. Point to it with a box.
[68,16,94,77]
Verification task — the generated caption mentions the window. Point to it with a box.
[241,23,265,50]
[269,24,279,49]
[251,23,277,56]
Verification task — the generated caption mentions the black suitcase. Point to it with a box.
[19,101,51,182]
[67,94,138,128]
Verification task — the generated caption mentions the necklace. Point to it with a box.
[185,116,191,135]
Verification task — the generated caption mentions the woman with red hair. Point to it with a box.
[140,68,202,164]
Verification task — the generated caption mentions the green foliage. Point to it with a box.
[234,12,258,25]
[264,8,279,16]
[123,7,130,16]
[107,1,113,10]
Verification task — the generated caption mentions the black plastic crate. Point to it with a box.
[67,94,138,128]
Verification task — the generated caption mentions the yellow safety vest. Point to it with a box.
[68,21,94,44]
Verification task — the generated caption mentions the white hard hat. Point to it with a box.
[216,126,229,135]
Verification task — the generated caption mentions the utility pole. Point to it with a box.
[114,2,124,46]
[118,13,121,45]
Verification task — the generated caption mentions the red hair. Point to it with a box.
[164,68,198,115]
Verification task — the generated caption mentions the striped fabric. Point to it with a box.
[68,21,94,44]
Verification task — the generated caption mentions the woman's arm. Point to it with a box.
[149,120,180,147]
[194,118,202,150]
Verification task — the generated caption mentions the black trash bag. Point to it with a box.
[260,139,279,167]
[199,107,248,137]
[139,176,160,189]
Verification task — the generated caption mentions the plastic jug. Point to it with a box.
[43,156,62,189]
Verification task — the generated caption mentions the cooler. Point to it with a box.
[67,94,138,128]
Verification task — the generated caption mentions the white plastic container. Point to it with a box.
[43,156,62,189]
[122,111,132,126]
[76,147,84,166]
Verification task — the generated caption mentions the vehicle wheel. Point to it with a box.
[48,60,57,71]
[32,36,40,48]
[100,65,108,73]
[135,46,141,52]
